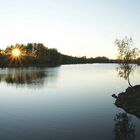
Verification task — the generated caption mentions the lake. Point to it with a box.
[0,64,140,140]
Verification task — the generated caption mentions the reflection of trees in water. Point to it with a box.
[6,72,45,87]
[0,68,58,88]
[113,112,135,140]
[116,64,136,87]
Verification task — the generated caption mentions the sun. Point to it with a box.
[7,45,26,66]
[11,48,21,58]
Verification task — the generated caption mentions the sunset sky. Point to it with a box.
[0,0,140,58]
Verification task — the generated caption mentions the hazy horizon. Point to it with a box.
[0,0,140,58]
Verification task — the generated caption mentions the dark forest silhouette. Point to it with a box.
[0,43,136,68]
[0,43,112,67]
[0,39,140,67]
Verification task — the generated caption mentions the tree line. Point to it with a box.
[0,43,113,67]
[0,42,139,67]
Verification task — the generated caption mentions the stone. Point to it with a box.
[113,85,140,118]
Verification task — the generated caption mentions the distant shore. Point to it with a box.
[0,43,140,68]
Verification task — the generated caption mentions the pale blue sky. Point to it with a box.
[0,0,140,58]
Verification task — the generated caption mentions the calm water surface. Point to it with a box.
[0,64,140,140]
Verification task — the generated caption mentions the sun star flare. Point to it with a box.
[11,48,21,58]
[8,46,26,66]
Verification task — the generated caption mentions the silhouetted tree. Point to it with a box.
[115,37,139,87]
[136,57,140,64]
[94,56,109,63]
[115,37,139,63]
